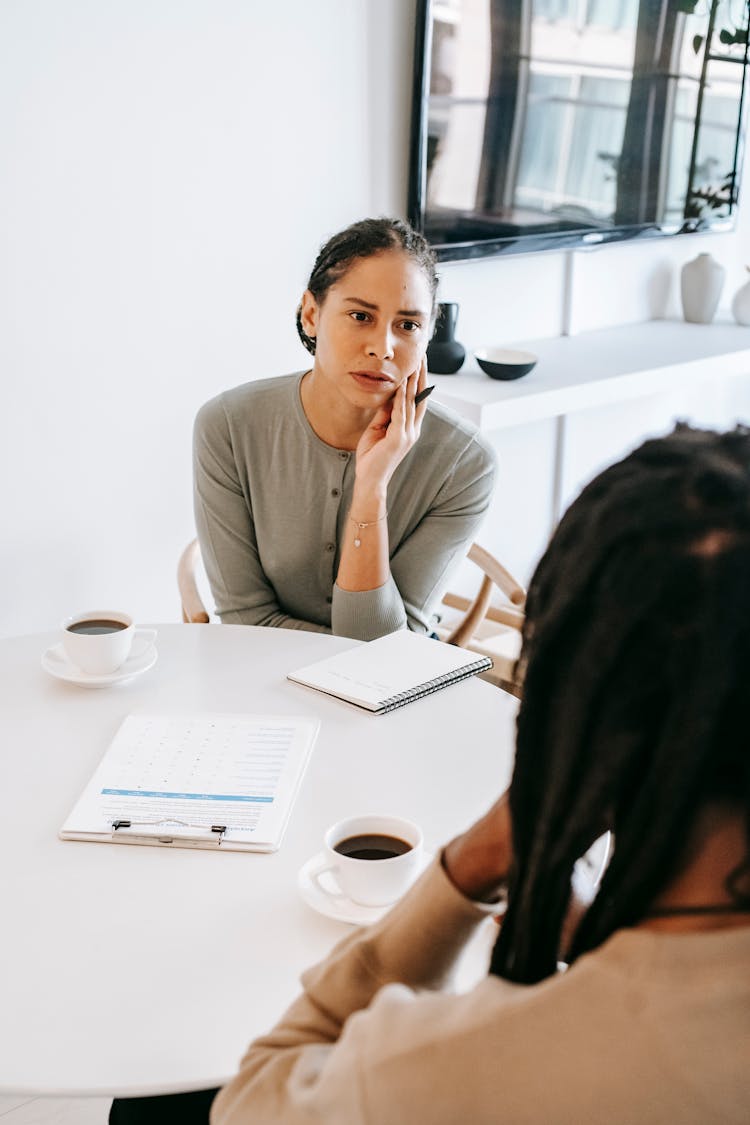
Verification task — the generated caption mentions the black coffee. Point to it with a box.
[334,833,412,861]
[67,619,128,635]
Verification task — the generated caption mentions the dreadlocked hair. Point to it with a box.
[490,424,750,985]
[295,217,438,355]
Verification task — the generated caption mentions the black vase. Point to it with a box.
[426,302,466,374]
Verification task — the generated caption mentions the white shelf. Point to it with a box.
[430,319,750,430]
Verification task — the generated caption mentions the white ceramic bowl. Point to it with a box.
[475,348,538,381]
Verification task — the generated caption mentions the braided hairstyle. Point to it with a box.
[490,424,750,985]
[296,217,438,355]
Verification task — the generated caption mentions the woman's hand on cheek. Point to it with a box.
[354,357,428,489]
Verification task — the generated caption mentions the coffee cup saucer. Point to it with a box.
[41,637,158,688]
[297,850,433,926]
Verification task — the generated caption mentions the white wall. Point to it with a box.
[2,0,749,637]
[0,0,412,635]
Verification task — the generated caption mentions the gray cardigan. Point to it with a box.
[193,373,496,640]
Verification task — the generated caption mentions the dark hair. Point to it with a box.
[490,424,750,985]
[296,217,439,355]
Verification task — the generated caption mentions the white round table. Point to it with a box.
[0,624,517,1097]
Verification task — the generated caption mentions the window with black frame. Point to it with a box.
[409,0,750,259]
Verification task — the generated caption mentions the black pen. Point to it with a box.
[414,384,435,406]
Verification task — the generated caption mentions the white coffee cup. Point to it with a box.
[313,815,424,908]
[61,610,155,675]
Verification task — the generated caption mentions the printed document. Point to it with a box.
[60,713,319,852]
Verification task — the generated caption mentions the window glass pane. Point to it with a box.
[514,74,571,209]
[429,0,491,100]
[563,77,630,218]
[426,101,487,211]
[584,0,640,32]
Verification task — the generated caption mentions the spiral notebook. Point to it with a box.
[287,630,492,714]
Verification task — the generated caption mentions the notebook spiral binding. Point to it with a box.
[377,656,492,714]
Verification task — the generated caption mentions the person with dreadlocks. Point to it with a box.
[210,425,750,1125]
[192,216,495,640]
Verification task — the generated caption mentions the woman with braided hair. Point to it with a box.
[193,216,495,640]
[210,425,750,1125]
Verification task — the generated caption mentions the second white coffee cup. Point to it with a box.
[61,610,155,675]
[313,815,423,907]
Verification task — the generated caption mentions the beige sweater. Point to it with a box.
[212,858,750,1125]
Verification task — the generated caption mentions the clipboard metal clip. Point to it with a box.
[111,819,227,846]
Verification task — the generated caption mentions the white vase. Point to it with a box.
[731,268,750,326]
[680,252,726,324]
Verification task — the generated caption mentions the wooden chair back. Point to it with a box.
[178,539,526,696]
[177,539,210,623]
[438,543,526,697]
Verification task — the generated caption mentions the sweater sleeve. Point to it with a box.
[331,431,497,640]
[212,888,750,1125]
[193,396,331,633]
[210,858,495,1125]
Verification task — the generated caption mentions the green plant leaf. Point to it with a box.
[693,33,704,52]
[717,27,748,45]
[676,0,698,11]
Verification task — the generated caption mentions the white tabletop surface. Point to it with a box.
[0,624,518,1098]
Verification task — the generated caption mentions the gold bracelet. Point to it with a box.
[350,512,387,548]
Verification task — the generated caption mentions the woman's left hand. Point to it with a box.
[353,357,429,490]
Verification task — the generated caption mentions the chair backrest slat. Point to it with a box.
[177,539,210,624]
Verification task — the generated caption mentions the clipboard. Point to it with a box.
[60,713,320,853]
